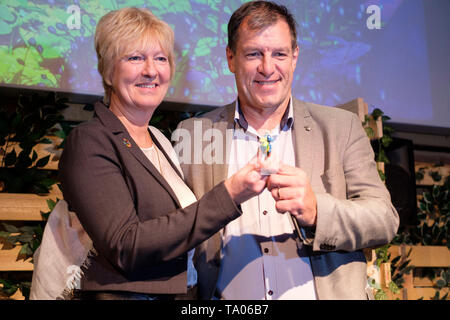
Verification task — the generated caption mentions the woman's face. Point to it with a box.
[110,41,171,116]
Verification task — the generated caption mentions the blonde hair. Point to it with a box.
[94,7,175,104]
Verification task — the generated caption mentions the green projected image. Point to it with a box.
[0,0,443,128]
[0,0,245,103]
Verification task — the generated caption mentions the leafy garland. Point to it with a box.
[0,92,69,299]
[364,108,449,300]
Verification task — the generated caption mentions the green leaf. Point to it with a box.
[365,126,374,138]
[46,199,57,211]
[381,135,393,148]
[443,271,450,283]
[11,112,22,129]
[432,185,441,199]
[371,108,384,120]
[19,243,29,255]
[378,170,386,181]
[53,130,66,139]
[2,223,19,233]
[16,150,32,168]
[0,231,11,238]
[423,233,432,246]
[429,171,442,182]
[0,280,19,296]
[423,192,433,204]
[389,281,399,294]
[4,149,17,166]
[417,212,427,221]
[436,279,446,289]
[38,138,52,144]
[150,115,164,124]
[31,150,38,162]
[374,289,388,300]
[35,155,50,168]
[415,171,424,182]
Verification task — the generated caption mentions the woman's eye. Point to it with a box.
[156,56,168,62]
[128,56,144,62]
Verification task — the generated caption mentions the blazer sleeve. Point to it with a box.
[59,125,241,277]
[304,113,399,252]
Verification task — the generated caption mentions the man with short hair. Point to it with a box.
[173,1,399,300]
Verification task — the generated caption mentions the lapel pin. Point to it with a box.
[122,138,132,148]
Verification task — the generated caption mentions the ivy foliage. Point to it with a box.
[0,92,69,193]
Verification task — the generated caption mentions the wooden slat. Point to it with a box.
[408,287,449,300]
[0,246,33,271]
[389,245,450,300]
[366,115,383,140]
[335,98,382,140]
[415,162,450,186]
[414,277,438,287]
[390,245,450,268]
[334,97,368,122]
[0,193,62,221]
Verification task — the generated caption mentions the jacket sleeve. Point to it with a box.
[59,125,241,277]
[301,113,399,252]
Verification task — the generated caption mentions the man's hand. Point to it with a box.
[267,164,317,227]
[224,158,268,205]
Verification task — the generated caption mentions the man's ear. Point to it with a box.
[292,45,299,70]
[226,46,236,74]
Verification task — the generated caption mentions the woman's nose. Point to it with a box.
[142,59,157,78]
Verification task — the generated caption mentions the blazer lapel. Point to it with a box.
[292,99,314,182]
[120,131,182,207]
[94,102,181,207]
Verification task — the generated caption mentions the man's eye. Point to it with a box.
[246,52,260,57]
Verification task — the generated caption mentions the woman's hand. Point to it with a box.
[224,158,268,205]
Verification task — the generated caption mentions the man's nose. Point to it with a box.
[257,55,275,77]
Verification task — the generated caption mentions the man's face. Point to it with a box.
[227,19,299,113]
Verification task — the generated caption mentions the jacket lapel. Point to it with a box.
[93,102,181,207]
[292,98,314,182]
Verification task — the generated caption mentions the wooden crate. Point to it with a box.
[388,245,450,300]
[0,192,61,222]
[335,97,383,140]
[0,132,62,299]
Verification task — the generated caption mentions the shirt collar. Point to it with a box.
[234,97,294,132]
